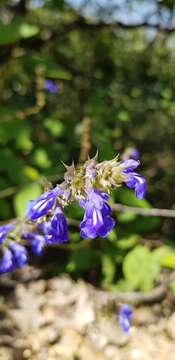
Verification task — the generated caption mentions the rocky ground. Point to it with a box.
[0,268,175,360]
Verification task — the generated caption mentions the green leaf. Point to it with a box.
[0,21,20,45]
[161,253,175,269]
[14,183,42,217]
[0,120,33,151]
[32,149,51,169]
[19,24,39,38]
[117,234,139,249]
[102,254,116,284]
[117,111,130,122]
[23,167,40,181]
[117,211,137,223]
[127,216,161,233]
[47,68,72,80]
[66,202,84,220]
[123,245,160,291]
[44,118,64,137]
[114,279,135,292]
[0,199,11,220]
[66,247,98,273]
[107,229,117,242]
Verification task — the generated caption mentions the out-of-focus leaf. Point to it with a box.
[66,247,98,273]
[47,68,72,80]
[14,183,42,217]
[19,24,40,38]
[117,234,139,249]
[102,253,116,284]
[107,229,117,242]
[117,211,137,223]
[0,21,20,45]
[32,149,51,169]
[114,279,135,292]
[117,110,130,122]
[23,167,40,180]
[66,202,84,220]
[0,199,11,220]
[161,253,175,269]
[126,216,161,233]
[123,245,160,291]
[0,149,27,184]
[0,121,33,151]
[115,188,151,208]
[44,118,64,137]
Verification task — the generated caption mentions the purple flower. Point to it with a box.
[121,160,146,199]
[125,173,146,199]
[121,159,140,173]
[45,207,68,244]
[0,243,27,273]
[26,188,59,221]
[30,236,45,255]
[0,224,13,244]
[129,147,139,161]
[44,79,57,93]
[118,304,132,334]
[80,189,115,239]
[9,242,27,268]
[0,248,14,273]
[123,147,140,161]
[22,231,45,255]
[22,207,68,253]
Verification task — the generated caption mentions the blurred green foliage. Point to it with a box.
[1,0,175,291]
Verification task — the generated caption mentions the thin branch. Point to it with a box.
[73,17,175,33]
[111,203,175,218]
[91,284,167,306]
[80,117,91,162]
[91,272,175,307]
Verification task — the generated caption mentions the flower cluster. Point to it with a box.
[0,225,27,273]
[0,153,145,334]
[0,153,146,274]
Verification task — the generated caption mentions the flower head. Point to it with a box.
[80,189,115,239]
[0,242,27,273]
[9,242,27,268]
[121,160,146,199]
[22,231,46,255]
[45,207,68,244]
[125,173,146,199]
[0,224,13,244]
[26,188,59,221]
[0,248,14,273]
[118,304,132,334]
[123,147,140,161]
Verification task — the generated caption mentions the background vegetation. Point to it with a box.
[1,0,175,293]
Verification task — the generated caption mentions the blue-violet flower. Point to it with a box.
[9,242,27,268]
[118,304,132,334]
[123,147,140,161]
[45,207,68,244]
[26,188,59,221]
[22,231,46,256]
[80,189,115,239]
[0,248,14,273]
[44,79,57,93]
[121,160,146,199]
[0,224,13,244]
